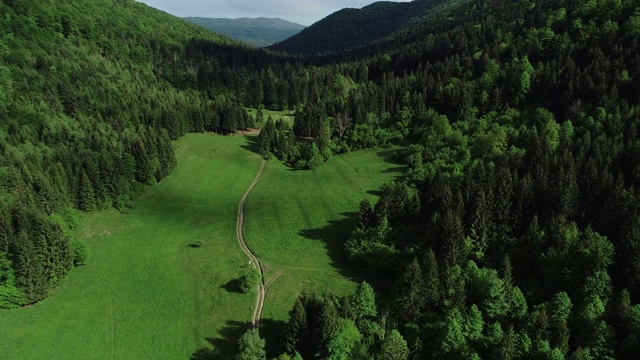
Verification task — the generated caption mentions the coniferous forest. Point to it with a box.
[4,0,640,358]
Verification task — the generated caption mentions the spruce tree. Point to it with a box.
[78,170,96,211]
[423,249,441,312]
[14,231,48,302]
[379,329,410,360]
[394,259,427,324]
[350,281,377,320]
[284,298,308,355]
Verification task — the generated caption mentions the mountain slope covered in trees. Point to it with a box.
[0,0,251,308]
[267,0,450,55]
[269,0,640,358]
[183,17,306,47]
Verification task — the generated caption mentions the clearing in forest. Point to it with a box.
[0,134,261,359]
[243,147,405,327]
[0,133,404,359]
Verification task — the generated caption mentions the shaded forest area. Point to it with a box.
[267,0,450,55]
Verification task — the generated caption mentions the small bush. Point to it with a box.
[0,285,28,309]
[238,266,259,293]
[70,238,90,266]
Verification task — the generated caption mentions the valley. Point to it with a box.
[3,0,640,358]
[183,17,306,48]
[0,134,401,358]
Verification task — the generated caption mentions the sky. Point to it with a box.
[136,0,411,26]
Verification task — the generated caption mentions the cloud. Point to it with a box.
[137,0,410,26]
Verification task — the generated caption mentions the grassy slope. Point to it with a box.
[0,134,261,359]
[243,148,406,326]
[246,108,295,126]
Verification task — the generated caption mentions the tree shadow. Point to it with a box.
[298,211,361,280]
[190,348,215,360]
[190,320,251,360]
[259,318,288,358]
[240,134,260,155]
[221,278,243,293]
[367,189,382,197]
[190,318,287,359]
[376,148,408,181]
[376,147,405,165]
[384,166,409,175]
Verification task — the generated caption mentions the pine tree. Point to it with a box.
[157,129,177,179]
[350,281,377,320]
[549,292,572,355]
[319,295,340,353]
[608,288,632,340]
[497,325,517,360]
[314,117,331,160]
[14,231,48,302]
[469,188,491,261]
[132,140,152,184]
[326,319,362,360]
[358,199,375,230]
[257,116,276,158]
[423,249,441,312]
[284,298,308,355]
[78,170,96,211]
[379,329,410,360]
[442,209,467,269]
[394,259,427,324]
[0,209,11,253]
[255,108,264,127]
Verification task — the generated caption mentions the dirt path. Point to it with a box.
[236,159,268,327]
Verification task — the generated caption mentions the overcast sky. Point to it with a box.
[136,0,411,26]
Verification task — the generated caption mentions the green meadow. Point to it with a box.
[0,134,262,359]
[243,147,405,326]
[0,133,404,359]
[246,108,295,126]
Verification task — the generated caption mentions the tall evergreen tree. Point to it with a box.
[394,259,427,324]
[284,298,308,355]
[423,249,442,312]
[78,171,96,212]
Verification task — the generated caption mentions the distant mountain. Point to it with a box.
[268,0,448,55]
[184,17,306,47]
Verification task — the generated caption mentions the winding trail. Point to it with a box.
[236,159,269,327]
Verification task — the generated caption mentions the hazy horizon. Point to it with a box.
[136,0,412,26]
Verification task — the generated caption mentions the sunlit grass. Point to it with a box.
[0,134,261,360]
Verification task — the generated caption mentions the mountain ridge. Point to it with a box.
[184,16,306,47]
[268,0,447,55]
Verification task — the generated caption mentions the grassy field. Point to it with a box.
[0,134,263,360]
[0,133,404,359]
[246,108,295,126]
[243,147,406,347]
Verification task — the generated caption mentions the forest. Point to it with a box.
[267,0,449,55]
[3,0,640,359]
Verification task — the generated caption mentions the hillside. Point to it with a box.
[184,17,306,47]
[0,0,249,309]
[1,134,260,359]
[267,0,448,55]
